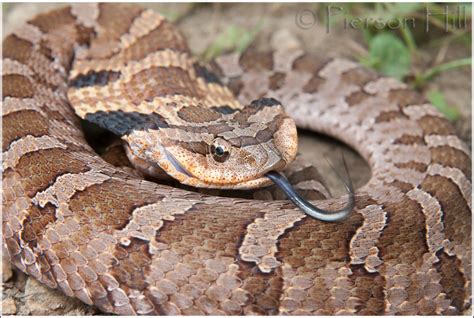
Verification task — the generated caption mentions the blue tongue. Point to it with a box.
[265,169,354,222]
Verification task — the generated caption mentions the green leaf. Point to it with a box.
[202,23,261,61]
[236,22,262,53]
[365,32,411,79]
[426,90,460,121]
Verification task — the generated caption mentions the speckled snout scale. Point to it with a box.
[2,3,471,315]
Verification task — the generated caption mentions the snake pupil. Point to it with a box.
[210,144,229,162]
[214,146,225,157]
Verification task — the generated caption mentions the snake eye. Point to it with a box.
[210,139,230,162]
[214,146,225,157]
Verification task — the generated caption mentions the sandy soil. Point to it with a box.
[2,3,471,315]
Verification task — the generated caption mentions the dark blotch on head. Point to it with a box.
[249,97,281,109]
[85,110,169,136]
[194,63,222,85]
[178,141,209,156]
[207,123,234,135]
[211,105,237,115]
[69,70,121,89]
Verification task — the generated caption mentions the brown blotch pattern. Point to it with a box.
[417,116,455,136]
[69,179,158,233]
[346,91,372,107]
[111,238,153,292]
[236,260,283,315]
[377,198,428,263]
[341,67,378,88]
[302,75,324,94]
[393,134,426,145]
[154,202,268,314]
[390,180,415,193]
[228,114,283,147]
[239,50,273,72]
[376,198,434,313]
[97,4,144,41]
[3,74,35,99]
[436,251,467,313]
[3,35,56,73]
[268,72,286,91]
[375,111,408,123]
[20,203,57,249]
[120,20,189,62]
[421,175,471,251]
[177,106,221,124]
[348,265,386,315]
[355,195,380,210]
[430,146,471,179]
[265,113,285,132]
[15,148,91,197]
[292,54,327,74]
[387,89,426,108]
[3,35,34,65]
[377,198,442,315]
[123,66,200,105]
[2,110,50,151]
[28,6,76,33]
[255,128,274,144]
[232,106,259,126]
[227,77,244,96]
[394,161,427,173]
[276,213,365,314]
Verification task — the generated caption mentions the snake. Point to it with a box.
[2,3,471,315]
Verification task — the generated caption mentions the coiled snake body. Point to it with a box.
[2,4,472,315]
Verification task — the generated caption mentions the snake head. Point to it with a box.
[121,98,298,189]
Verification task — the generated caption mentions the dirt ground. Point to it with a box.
[2,3,471,315]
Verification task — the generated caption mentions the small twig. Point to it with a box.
[433,37,452,66]
[415,57,471,87]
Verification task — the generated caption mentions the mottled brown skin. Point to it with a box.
[2,3,472,316]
